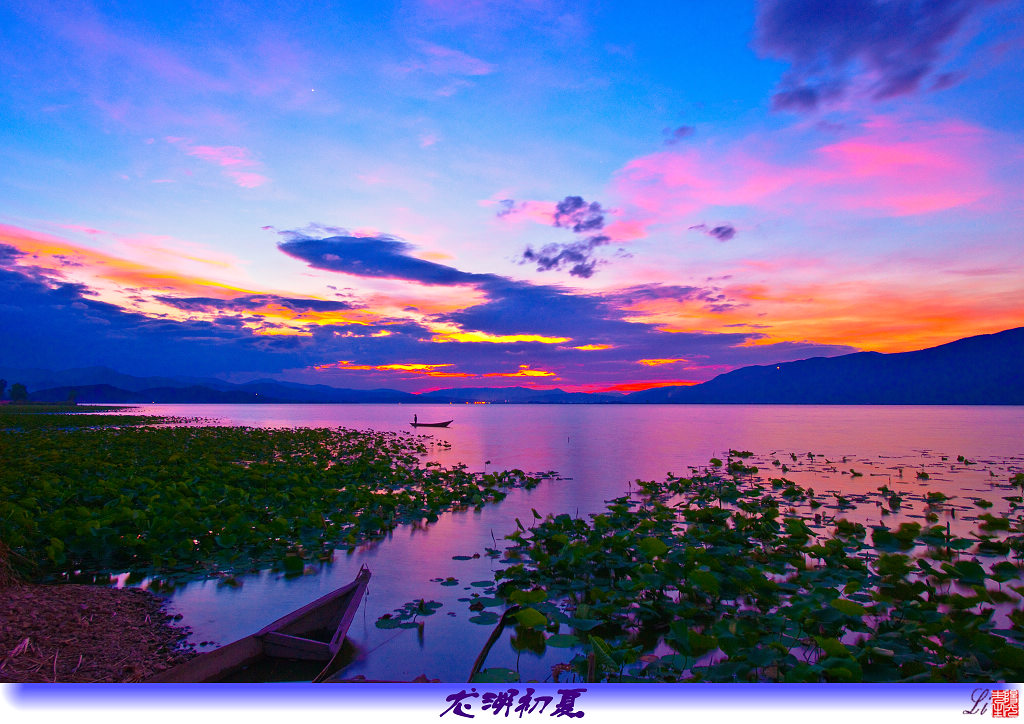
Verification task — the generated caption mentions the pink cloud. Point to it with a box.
[812,119,992,214]
[186,145,258,168]
[225,171,269,188]
[396,41,495,77]
[166,138,270,188]
[601,218,648,242]
[612,116,1001,230]
[496,200,557,225]
[59,224,103,236]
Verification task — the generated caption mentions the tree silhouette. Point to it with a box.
[0,379,6,399]
[9,383,27,403]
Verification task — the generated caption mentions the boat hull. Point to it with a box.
[147,566,371,683]
[409,420,453,428]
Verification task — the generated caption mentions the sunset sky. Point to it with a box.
[2,1,1022,392]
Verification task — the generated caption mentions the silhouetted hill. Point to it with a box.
[27,382,422,404]
[29,384,269,404]
[0,366,231,393]
[233,380,417,403]
[627,327,1024,404]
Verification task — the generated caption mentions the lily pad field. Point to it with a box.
[452,450,1024,683]
[0,408,541,582]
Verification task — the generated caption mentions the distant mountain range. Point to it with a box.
[629,326,1024,404]
[3,326,1022,405]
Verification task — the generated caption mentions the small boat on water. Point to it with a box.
[147,565,371,683]
[410,420,453,428]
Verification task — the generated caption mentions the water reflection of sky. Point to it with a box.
[119,403,1024,681]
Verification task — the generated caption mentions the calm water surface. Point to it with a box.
[119,403,1024,681]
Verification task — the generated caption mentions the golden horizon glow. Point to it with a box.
[617,270,1024,356]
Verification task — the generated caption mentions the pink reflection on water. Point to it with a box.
[120,403,1023,681]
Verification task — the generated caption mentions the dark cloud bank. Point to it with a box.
[756,0,996,110]
[0,236,856,389]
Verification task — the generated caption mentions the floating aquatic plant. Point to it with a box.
[479,464,1024,683]
[0,417,545,581]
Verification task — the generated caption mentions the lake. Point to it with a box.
[116,403,1024,682]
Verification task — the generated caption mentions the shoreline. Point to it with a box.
[0,582,193,683]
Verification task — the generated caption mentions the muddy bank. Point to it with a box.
[0,582,193,682]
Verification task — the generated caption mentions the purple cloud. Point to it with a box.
[508,195,616,277]
[279,233,482,286]
[663,125,696,145]
[609,283,746,314]
[520,235,611,279]
[689,223,737,242]
[496,199,519,218]
[756,0,992,110]
[154,294,356,314]
[552,196,606,233]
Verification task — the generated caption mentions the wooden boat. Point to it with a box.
[410,420,453,428]
[147,565,371,683]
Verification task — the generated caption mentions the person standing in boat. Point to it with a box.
[414,414,417,425]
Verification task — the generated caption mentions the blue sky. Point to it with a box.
[2,0,1022,391]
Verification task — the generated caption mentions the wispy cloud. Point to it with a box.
[9,3,322,133]
[167,138,270,188]
[391,40,496,96]
[402,41,496,77]
[663,125,696,145]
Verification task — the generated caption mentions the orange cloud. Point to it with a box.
[314,361,474,377]
[1,224,251,299]
[483,364,556,378]
[245,302,379,331]
[429,325,570,345]
[573,343,613,351]
[0,224,386,334]
[638,358,688,367]
[635,273,1024,355]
